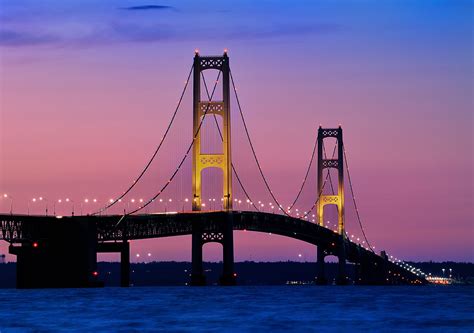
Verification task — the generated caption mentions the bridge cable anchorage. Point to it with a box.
[116,71,222,222]
[343,145,375,253]
[287,129,319,212]
[92,64,195,216]
[200,73,260,212]
[230,69,294,217]
[301,142,337,220]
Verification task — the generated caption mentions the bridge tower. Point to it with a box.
[316,126,347,285]
[191,51,235,286]
[192,50,232,211]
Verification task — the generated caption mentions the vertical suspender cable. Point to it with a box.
[120,71,222,219]
[93,65,194,215]
[230,70,292,217]
[201,73,260,212]
[343,145,374,253]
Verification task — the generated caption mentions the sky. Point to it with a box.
[0,0,472,263]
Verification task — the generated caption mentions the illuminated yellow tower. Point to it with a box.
[192,51,232,211]
[316,126,347,285]
[317,126,345,234]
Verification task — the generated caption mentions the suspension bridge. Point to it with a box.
[0,51,427,288]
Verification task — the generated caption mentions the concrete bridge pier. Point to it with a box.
[9,218,100,288]
[219,216,236,286]
[191,229,206,286]
[355,251,389,285]
[191,215,236,286]
[315,246,327,285]
[96,240,130,287]
[120,242,130,287]
[336,243,348,285]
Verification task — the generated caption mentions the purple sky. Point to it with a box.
[0,0,472,262]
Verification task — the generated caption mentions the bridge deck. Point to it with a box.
[0,211,426,284]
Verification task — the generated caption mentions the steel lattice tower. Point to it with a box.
[192,51,232,212]
[317,126,345,235]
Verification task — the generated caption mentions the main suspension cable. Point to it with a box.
[201,73,260,212]
[121,71,222,218]
[287,130,318,211]
[93,65,194,216]
[230,70,292,217]
[343,145,375,253]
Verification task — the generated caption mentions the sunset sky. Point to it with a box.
[0,0,472,263]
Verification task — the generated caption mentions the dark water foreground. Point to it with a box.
[0,286,472,332]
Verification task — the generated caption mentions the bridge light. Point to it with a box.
[32,198,36,202]
[109,199,114,203]
[32,242,38,248]
[194,49,199,55]
[93,199,97,203]
[233,272,237,277]
[92,271,98,277]
[224,48,228,54]
[185,198,189,202]
[84,199,89,203]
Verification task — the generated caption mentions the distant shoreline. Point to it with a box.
[1,261,473,288]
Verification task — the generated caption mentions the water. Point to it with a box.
[0,286,472,332]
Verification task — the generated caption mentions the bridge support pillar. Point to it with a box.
[10,217,100,288]
[120,242,130,287]
[190,214,236,286]
[316,246,327,285]
[97,240,130,287]
[355,251,388,285]
[336,258,348,285]
[336,242,348,285]
[191,229,206,286]
[220,215,236,286]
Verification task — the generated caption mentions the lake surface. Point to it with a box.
[0,286,472,332]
